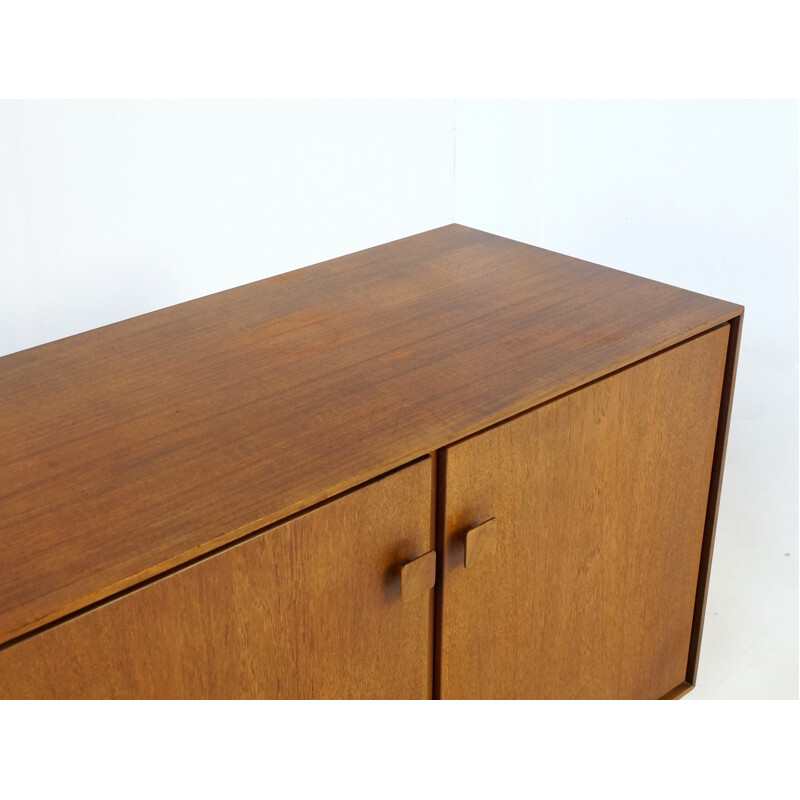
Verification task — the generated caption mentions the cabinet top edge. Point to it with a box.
[0,224,742,361]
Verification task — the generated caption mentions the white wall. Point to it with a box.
[455,99,799,699]
[0,100,454,356]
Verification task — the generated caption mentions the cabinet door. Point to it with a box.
[0,459,434,699]
[439,327,729,699]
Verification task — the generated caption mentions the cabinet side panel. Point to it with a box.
[0,460,433,699]
[440,327,730,699]
[687,313,743,684]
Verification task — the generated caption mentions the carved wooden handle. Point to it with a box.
[465,518,497,568]
[400,550,437,602]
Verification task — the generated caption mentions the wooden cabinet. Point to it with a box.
[0,225,742,699]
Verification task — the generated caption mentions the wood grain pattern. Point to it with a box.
[0,460,433,699]
[0,223,742,646]
[438,327,730,700]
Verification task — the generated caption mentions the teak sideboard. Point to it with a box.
[0,225,742,700]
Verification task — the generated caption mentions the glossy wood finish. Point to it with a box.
[438,327,730,700]
[0,224,742,647]
[0,460,434,699]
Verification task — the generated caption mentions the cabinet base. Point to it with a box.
[660,681,694,700]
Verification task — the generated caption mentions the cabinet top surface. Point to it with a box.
[0,224,741,645]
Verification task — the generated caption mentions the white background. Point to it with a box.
[0,100,797,701]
